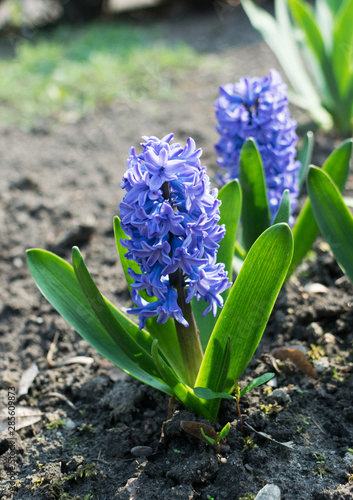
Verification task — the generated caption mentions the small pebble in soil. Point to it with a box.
[323,333,336,344]
[130,446,153,457]
[304,283,329,294]
[268,389,290,405]
[254,483,281,500]
[307,322,324,339]
[313,356,330,373]
[64,419,76,430]
[13,257,24,268]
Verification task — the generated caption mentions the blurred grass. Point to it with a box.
[0,22,200,127]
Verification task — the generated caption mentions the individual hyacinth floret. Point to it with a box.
[120,134,231,329]
[215,69,301,221]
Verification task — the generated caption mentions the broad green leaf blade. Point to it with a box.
[239,372,275,398]
[113,216,185,380]
[287,138,353,278]
[287,0,338,111]
[192,180,241,349]
[26,249,171,395]
[307,166,353,284]
[242,0,332,129]
[151,340,214,421]
[143,317,185,383]
[287,0,326,66]
[217,180,241,291]
[326,0,343,14]
[195,337,231,417]
[193,387,233,401]
[196,223,293,392]
[272,189,291,225]
[332,0,353,99]
[71,247,162,381]
[298,131,314,188]
[239,138,270,251]
[315,0,335,51]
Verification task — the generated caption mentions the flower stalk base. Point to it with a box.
[170,268,203,387]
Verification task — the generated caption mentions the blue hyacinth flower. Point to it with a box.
[120,134,231,329]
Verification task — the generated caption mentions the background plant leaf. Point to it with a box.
[242,0,332,129]
[239,372,275,398]
[272,189,291,225]
[307,166,353,284]
[298,130,314,188]
[287,138,352,278]
[239,138,270,251]
[332,0,353,97]
[287,0,326,67]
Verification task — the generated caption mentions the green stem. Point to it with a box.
[162,181,203,387]
[170,268,203,387]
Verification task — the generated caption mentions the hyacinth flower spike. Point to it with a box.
[215,70,301,224]
[214,70,352,277]
[27,134,294,421]
[119,134,232,386]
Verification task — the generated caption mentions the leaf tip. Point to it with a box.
[71,246,82,268]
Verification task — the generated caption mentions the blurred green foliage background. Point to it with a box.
[0,22,199,127]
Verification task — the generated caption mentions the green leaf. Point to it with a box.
[194,372,275,404]
[325,0,344,14]
[315,0,335,51]
[192,180,241,350]
[71,247,162,381]
[241,0,332,129]
[239,138,270,251]
[239,372,275,398]
[332,0,353,99]
[217,422,231,442]
[193,387,234,401]
[287,0,338,112]
[287,138,353,278]
[287,0,326,67]
[307,166,353,284]
[200,427,216,445]
[272,189,291,225]
[151,340,214,420]
[197,338,232,418]
[113,216,150,300]
[217,180,241,291]
[26,249,171,395]
[196,223,293,395]
[298,130,314,188]
[113,216,185,380]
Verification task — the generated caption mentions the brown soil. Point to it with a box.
[1,4,353,500]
